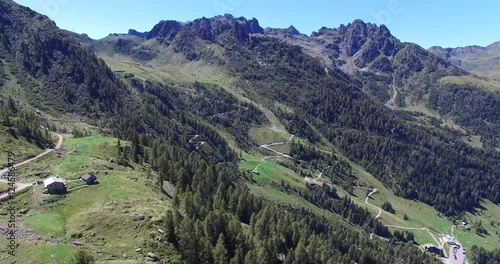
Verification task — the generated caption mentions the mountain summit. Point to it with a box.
[146,14,264,43]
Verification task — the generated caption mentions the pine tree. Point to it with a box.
[214,234,229,264]
[172,191,180,209]
[164,210,178,248]
[229,248,244,264]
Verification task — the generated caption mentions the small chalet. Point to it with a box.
[81,173,98,185]
[44,177,67,194]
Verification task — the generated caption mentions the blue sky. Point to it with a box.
[15,0,499,48]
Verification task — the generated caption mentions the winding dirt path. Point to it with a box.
[357,185,455,259]
[0,133,63,201]
[365,188,383,219]
[250,128,294,172]
[359,186,443,246]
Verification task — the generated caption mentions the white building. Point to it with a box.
[43,177,67,194]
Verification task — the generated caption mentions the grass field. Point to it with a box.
[240,155,350,227]
[268,143,291,155]
[249,127,291,146]
[0,239,81,264]
[239,153,305,191]
[339,155,500,251]
[0,134,171,263]
[463,135,483,149]
[439,75,500,92]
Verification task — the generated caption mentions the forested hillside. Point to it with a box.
[220,35,499,216]
[0,0,236,162]
[132,14,498,216]
[267,20,500,150]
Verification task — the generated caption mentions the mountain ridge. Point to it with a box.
[429,41,500,79]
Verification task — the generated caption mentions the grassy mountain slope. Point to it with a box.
[0,0,238,162]
[84,13,500,216]
[73,12,499,261]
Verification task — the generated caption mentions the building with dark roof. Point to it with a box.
[81,173,98,185]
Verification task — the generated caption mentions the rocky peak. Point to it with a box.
[146,14,264,43]
[286,25,300,35]
[146,20,183,40]
[312,19,399,59]
[185,14,263,42]
[128,29,148,38]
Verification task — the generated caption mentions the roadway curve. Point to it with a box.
[0,133,63,201]
[251,129,294,172]
[358,186,444,248]
[365,188,383,219]
[307,178,455,259]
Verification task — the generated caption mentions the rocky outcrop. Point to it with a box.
[312,19,399,60]
[128,29,148,38]
[146,20,182,41]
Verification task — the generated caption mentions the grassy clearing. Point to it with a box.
[239,153,305,191]
[0,182,10,193]
[1,59,14,79]
[25,211,66,237]
[439,75,500,92]
[101,53,288,133]
[340,155,500,250]
[455,200,500,251]
[16,136,121,182]
[268,143,291,155]
[274,102,294,113]
[463,135,483,149]
[239,150,360,230]
[0,134,171,263]
[101,48,290,134]
[249,127,291,146]
[248,183,321,212]
[100,53,231,88]
[0,240,80,264]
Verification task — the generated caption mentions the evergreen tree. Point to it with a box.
[214,234,229,264]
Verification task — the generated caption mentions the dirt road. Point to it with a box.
[250,128,294,172]
[364,188,382,219]
[0,133,63,201]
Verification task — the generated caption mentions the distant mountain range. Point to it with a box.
[429,42,500,80]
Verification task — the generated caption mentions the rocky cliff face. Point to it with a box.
[313,20,399,59]
[145,14,264,43]
[128,29,148,38]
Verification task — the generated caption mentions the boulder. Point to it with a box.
[132,214,145,221]
[147,252,157,260]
